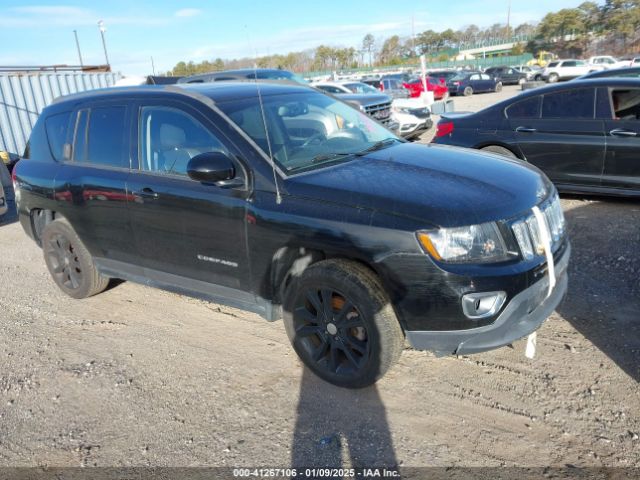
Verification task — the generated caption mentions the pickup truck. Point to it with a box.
[588,56,628,69]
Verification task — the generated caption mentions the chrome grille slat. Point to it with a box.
[512,194,565,260]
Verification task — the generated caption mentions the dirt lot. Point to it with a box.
[0,85,639,471]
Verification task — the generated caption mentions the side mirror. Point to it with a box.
[187,152,236,184]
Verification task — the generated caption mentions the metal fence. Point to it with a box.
[306,54,534,79]
[0,71,122,156]
[424,54,534,69]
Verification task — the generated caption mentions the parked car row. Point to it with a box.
[313,80,433,139]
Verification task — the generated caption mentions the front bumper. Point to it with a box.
[405,243,570,356]
[399,119,433,138]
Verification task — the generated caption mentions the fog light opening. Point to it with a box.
[462,291,507,319]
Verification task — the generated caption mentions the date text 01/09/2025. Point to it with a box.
[232,468,401,478]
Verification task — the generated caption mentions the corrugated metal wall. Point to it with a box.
[0,72,122,156]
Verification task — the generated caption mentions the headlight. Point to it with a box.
[393,106,411,114]
[417,222,512,264]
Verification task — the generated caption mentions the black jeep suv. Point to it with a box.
[14,82,570,387]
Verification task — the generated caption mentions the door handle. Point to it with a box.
[609,128,638,138]
[515,126,537,133]
[134,187,159,199]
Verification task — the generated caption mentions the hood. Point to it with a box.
[337,93,391,106]
[285,143,550,228]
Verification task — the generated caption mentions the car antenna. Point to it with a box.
[247,26,282,205]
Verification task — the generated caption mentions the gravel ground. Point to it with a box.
[0,84,639,471]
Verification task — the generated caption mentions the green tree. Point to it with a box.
[602,0,640,46]
[416,30,439,54]
[379,35,402,64]
[362,34,375,66]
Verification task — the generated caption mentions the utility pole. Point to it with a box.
[150,56,156,76]
[411,14,416,56]
[506,0,511,38]
[73,30,84,68]
[97,20,110,70]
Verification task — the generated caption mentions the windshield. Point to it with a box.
[218,91,399,174]
[343,82,379,94]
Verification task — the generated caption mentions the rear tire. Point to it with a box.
[481,145,517,159]
[42,218,109,299]
[495,82,503,92]
[463,86,473,96]
[283,259,404,388]
[547,73,559,83]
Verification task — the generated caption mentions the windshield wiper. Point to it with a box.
[354,138,401,156]
[311,152,354,164]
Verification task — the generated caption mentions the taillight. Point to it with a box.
[435,121,454,138]
[11,161,18,190]
[453,81,460,86]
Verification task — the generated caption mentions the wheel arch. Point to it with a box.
[266,245,383,307]
[27,208,62,246]
[474,141,523,160]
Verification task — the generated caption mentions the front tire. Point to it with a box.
[42,218,109,299]
[283,259,404,388]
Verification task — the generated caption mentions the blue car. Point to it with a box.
[446,71,502,96]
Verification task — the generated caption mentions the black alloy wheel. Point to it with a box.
[293,287,370,376]
[45,233,83,290]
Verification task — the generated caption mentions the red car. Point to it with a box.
[403,77,448,100]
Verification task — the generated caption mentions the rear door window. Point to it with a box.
[45,111,72,161]
[73,106,128,168]
[542,88,595,119]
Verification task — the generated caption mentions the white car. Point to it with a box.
[391,99,433,139]
[588,56,629,69]
[313,81,382,96]
[541,59,602,82]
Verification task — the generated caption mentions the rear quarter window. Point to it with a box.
[506,96,541,118]
[45,112,71,161]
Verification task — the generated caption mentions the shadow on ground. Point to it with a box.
[291,368,398,469]
[558,195,640,382]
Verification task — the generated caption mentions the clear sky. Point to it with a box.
[0,0,595,75]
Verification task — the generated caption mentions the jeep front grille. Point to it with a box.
[512,194,565,260]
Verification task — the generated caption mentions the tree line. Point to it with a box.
[168,0,640,76]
